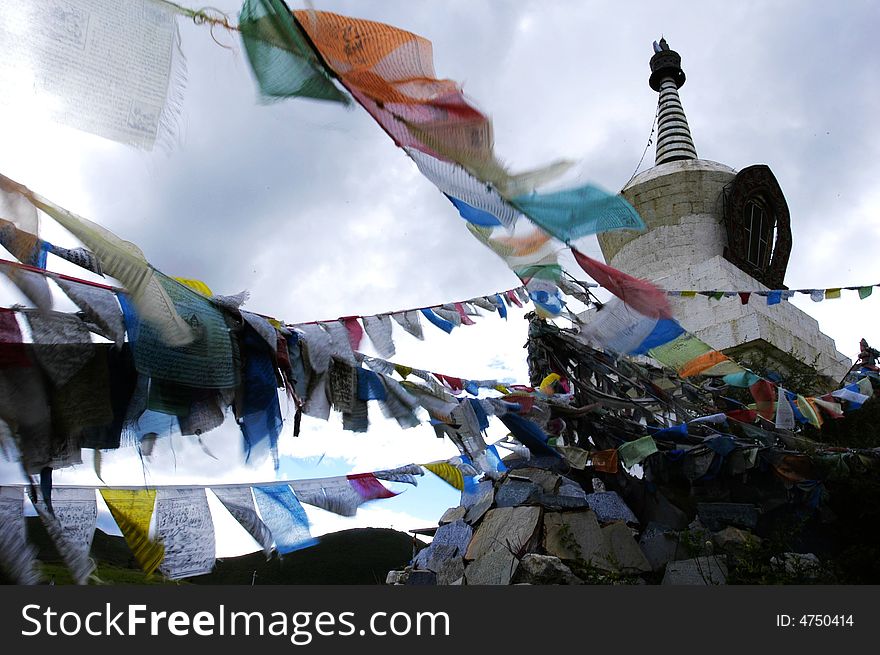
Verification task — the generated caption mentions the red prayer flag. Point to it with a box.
[347,473,398,501]
[342,317,364,351]
[0,307,30,367]
[749,380,777,421]
[725,409,758,423]
[571,248,672,319]
[506,290,523,308]
[454,302,476,326]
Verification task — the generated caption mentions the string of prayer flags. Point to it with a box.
[0,174,195,347]
[252,485,317,554]
[99,489,165,576]
[211,486,274,557]
[0,466,419,583]
[239,0,350,104]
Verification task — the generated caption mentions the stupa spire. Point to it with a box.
[649,38,698,165]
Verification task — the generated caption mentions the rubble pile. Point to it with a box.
[387,455,788,585]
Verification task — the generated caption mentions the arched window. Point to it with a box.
[742,196,775,269]
[722,165,791,289]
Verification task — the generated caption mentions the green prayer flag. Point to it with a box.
[617,436,658,468]
[239,0,349,104]
[859,286,874,300]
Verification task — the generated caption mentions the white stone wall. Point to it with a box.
[593,159,852,382]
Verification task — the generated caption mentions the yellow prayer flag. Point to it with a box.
[173,277,213,297]
[422,462,465,490]
[100,489,164,576]
[539,373,561,395]
[824,288,841,300]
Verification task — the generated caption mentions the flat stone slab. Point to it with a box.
[543,510,612,571]
[640,490,689,530]
[537,492,590,510]
[586,491,639,525]
[602,521,651,573]
[662,557,728,585]
[465,506,542,560]
[713,526,759,554]
[639,523,681,572]
[385,570,408,585]
[405,570,438,585]
[464,549,518,585]
[436,557,465,586]
[697,502,759,531]
[512,554,583,585]
[508,468,562,493]
[495,479,542,508]
[414,519,473,571]
[463,481,495,524]
[432,519,473,554]
[439,506,466,524]
[414,543,460,573]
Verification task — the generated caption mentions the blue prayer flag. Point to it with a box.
[356,367,387,401]
[498,412,561,459]
[420,308,455,333]
[445,194,503,227]
[511,183,644,243]
[252,485,317,555]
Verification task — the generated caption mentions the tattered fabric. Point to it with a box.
[252,485,316,554]
[511,184,644,243]
[118,274,235,388]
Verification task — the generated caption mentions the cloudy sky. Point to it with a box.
[1,0,878,556]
